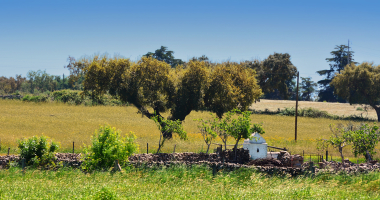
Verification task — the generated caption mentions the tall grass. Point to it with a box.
[0,166,379,199]
[0,99,377,159]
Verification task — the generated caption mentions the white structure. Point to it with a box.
[243,133,268,160]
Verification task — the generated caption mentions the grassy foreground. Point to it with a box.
[0,99,378,159]
[0,166,379,199]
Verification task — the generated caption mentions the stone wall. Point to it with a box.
[0,95,23,99]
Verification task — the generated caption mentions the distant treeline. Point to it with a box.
[0,45,342,103]
[3,50,320,103]
[0,70,83,95]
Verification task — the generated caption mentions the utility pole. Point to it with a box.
[295,71,299,142]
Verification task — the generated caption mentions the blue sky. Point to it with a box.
[1,0,379,83]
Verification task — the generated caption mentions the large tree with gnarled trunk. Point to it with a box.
[331,62,380,122]
[67,55,262,146]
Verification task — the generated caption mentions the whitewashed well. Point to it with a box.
[243,133,268,160]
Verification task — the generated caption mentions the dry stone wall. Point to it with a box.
[0,95,23,99]
[1,151,380,176]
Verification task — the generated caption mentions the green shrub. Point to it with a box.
[22,95,31,102]
[17,136,59,166]
[356,107,364,111]
[11,91,20,96]
[349,123,379,161]
[93,187,118,200]
[52,90,83,104]
[83,125,139,171]
[52,90,126,106]
[22,95,48,103]
[29,95,40,102]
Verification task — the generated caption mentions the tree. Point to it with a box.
[349,123,379,161]
[331,62,380,122]
[205,62,262,118]
[152,115,187,153]
[75,55,262,146]
[194,114,218,154]
[144,46,184,68]
[27,70,56,93]
[225,110,265,160]
[246,53,297,100]
[318,123,352,163]
[317,45,357,102]
[190,55,209,62]
[300,77,317,101]
[0,75,26,94]
[195,110,265,154]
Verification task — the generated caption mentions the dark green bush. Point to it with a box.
[52,90,126,106]
[52,90,83,104]
[83,125,139,171]
[22,95,48,103]
[17,136,59,166]
[22,95,31,101]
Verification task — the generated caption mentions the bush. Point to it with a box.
[349,123,379,161]
[22,95,31,101]
[83,125,139,171]
[22,94,48,103]
[17,136,59,166]
[356,107,364,111]
[52,90,83,105]
[52,90,126,106]
[11,91,20,96]
[93,187,118,200]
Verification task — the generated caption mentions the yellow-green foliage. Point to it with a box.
[331,62,380,122]
[78,56,262,124]
[205,62,262,118]
[83,125,139,171]
[2,99,376,159]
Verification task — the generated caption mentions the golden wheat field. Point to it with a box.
[251,99,378,120]
[0,99,378,159]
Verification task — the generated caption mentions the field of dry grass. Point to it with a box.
[0,99,378,159]
[251,99,377,120]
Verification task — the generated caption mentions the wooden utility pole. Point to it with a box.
[295,71,299,141]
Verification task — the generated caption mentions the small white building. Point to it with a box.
[243,133,268,160]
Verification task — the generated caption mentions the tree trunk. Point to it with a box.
[234,139,240,162]
[375,107,380,122]
[339,147,344,166]
[206,144,210,154]
[365,150,372,162]
[156,134,166,154]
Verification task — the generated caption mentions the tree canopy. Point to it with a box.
[144,46,184,68]
[317,45,357,102]
[246,53,297,100]
[76,55,262,139]
[331,62,380,122]
[300,77,317,101]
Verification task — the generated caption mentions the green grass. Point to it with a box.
[1,99,378,160]
[0,166,379,199]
